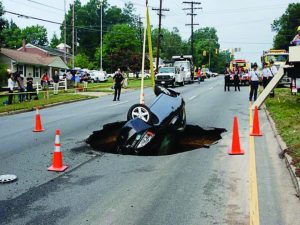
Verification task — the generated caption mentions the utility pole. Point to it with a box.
[72,0,75,69]
[64,0,67,63]
[183,1,201,61]
[138,16,144,54]
[152,1,169,72]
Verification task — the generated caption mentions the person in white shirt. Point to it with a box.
[262,63,271,88]
[7,70,15,105]
[249,63,261,102]
[269,60,278,97]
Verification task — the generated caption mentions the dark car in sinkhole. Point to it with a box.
[115,85,186,155]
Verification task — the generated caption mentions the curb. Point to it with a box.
[263,105,300,198]
[0,97,95,117]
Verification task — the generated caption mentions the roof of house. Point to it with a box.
[18,43,72,57]
[0,48,68,69]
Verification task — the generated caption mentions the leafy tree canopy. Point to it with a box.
[50,33,61,48]
[272,3,300,50]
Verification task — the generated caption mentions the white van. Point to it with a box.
[172,55,193,84]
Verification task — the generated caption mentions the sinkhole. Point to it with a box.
[86,121,226,156]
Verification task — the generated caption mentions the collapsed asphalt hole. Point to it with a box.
[86,121,226,156]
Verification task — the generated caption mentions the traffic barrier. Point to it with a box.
[250,106,263,136]
[33,107,44,132]
[228,116,244,155]
[48,129,68,172]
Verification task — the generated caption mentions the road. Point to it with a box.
[1,77,299,225]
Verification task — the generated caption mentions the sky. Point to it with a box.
[1,0,298,63]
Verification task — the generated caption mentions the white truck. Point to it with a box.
[155,67,184,87]
[172,55,193,84]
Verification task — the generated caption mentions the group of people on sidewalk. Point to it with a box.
[6,69,61,105]
[224,65,244,92]
[223,60,278,102]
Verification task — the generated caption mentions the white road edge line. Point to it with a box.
[189,95,197,101]
[108,101,129,107]
[209,86,214,90]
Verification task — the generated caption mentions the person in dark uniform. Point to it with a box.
[26,73,34,100]
[234,65,240,91]
[224,64,230,92]
[113,68,124,101]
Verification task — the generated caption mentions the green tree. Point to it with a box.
[272,3,300,50]
[0,0,5,47]
[193,27,220,71]
[60,0,137,62]
[74,53,90,68]
[22,25,48,45]
[98,24,141,72]
[1,20,22,48]
[50,33,60,48]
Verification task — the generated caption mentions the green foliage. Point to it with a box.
[60,0,137,61]
[74,53,90,69]
[98,24,142,72]
[272,3,300,50]
[0,63,8,87]
[1,20,22,48]
[0,0,5,46]
[152,27,189,60]
[22,25,48,45]
[1,22,48,48]
[50,33,61,48]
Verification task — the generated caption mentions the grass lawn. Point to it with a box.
[84,77,153,91]
[0,92,95,114]
[265,88,300,176]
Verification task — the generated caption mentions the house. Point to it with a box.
[18,42,72,63]
[0,48,68,83]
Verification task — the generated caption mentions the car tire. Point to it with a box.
[127,104,153,124]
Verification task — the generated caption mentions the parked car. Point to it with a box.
[240,72,250,86]
[115,85,186,155]
[201,68,212,79]
[90,70,107,82]
[155,67,184,87]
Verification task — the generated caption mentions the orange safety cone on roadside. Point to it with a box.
[48,129,68,172]
[250,106,263,136]
[228,116,244,155]
[33,106,44,132]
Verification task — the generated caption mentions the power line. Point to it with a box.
[27,0,64,12]
[183,1,202,61]
[152,1,170,70]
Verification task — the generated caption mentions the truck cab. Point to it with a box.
[155,67,182,87]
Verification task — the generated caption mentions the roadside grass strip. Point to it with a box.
[265,88,300,176]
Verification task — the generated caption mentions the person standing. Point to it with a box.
[234,65,240,91]
[41,71,49,99]
[224,64,230,92]
[113,68,124,101]
[52,70,60,95]
[262,63,271,89]
[290,26,300,46]
[269,60,278,97]
[16,73,25,102]
[26,73,34,100]
[249,63,261,102]
[197,67,201,84]
[7,70,15,105]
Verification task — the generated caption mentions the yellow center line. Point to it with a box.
[249,102,260,225]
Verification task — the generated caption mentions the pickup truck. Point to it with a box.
[155,67,183,87]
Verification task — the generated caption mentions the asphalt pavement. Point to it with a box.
[1,77,299,225]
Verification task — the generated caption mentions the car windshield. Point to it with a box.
[159,68,175,73]
[267,55,288,62]
[174,61,189,69]
[236,62,246,67]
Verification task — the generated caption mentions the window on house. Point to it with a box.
[33,66,41,78]
[17,65,24,75]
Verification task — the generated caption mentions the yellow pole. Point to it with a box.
[146,6,155,89]
[140,9,147,105]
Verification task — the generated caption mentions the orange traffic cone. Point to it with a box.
[48,129,68,172]
[33,107,44,132]
[250,106,262,136]
[228,116,244,155]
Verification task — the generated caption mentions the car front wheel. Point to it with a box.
[127,104,153,124]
